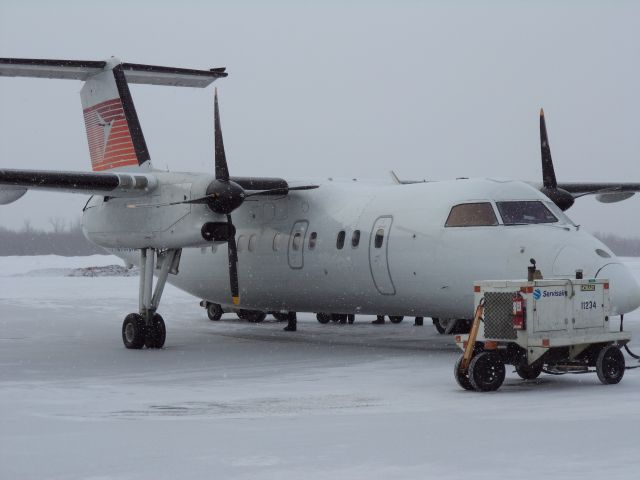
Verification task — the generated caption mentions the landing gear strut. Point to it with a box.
[122,248,181,349]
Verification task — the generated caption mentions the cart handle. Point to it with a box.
[461,298,485,371]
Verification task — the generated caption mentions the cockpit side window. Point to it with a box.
[497,201,558,225]
[445,202,498,227]
[544,201,575,226]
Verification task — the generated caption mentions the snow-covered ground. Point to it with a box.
[1,255,640,480]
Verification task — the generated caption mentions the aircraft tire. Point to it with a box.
[433,318,446,334]
[388,316,404,324]
[453,319,472,334]
[145,313,166,349]
[316,313,331,324]
[122,313,146,349]
[238,310,267,323]
[272,312,290,322]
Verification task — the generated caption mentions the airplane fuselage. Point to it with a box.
[82,173,640,319]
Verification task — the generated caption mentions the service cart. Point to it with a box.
[454,277,631,391]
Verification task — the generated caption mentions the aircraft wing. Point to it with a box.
[0,168,157,204]
[557,183,640,203]
[0,168,299,205]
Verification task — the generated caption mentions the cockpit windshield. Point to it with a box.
[544,201,576,226]
[445,202,498,227]
[496,201,558,225]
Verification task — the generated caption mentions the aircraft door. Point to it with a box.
[288,220,309,269]
[369,216,396,295]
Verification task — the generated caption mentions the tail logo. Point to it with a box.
[83,98,138,171]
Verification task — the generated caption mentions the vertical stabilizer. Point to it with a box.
[80,59,150,171]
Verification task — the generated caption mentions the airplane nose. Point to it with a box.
[596,263,640,315]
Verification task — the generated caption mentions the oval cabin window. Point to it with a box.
[336,231,346,249]
[292,232,302,251]
[352,230,360,248]
[237,235,246,252]
[374,229,384,248]
[248,234,257,252]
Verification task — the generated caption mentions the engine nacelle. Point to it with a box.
[81,174,225,249]
[0,186,27,205]
[596,192,635,203]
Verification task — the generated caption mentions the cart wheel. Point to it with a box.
[454,355,474,391]
[206,303,223,321]
[596,345,625,385]
[469,352,505,392]
[515,362,543,380]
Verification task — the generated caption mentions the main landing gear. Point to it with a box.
[122,248,181,350]
[202,302,271,323]
[433,318,472,335]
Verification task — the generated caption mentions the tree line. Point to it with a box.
[0,219,105,256]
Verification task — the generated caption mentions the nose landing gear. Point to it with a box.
[121,248,180,350]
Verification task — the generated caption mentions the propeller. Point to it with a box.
[128,89,319,305]
[539,108,575,211]
[211,89,242,305]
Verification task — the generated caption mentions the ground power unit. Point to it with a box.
[454,277,631,391]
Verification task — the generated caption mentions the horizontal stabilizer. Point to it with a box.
[122,63,227,87]
[0,58,227,88]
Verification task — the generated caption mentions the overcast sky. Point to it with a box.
[1,0,639,236]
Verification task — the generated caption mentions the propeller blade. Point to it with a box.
[214,88,230,181]
[226,214,240,305]
[245,185,319,198]
[540,108,557,189]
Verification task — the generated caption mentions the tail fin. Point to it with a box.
[80,60,149,171]
[0,57,227,171]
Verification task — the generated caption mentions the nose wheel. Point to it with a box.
[122,248,180,350]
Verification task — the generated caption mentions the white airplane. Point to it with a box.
[2,57,640,349]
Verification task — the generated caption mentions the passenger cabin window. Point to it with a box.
[292,232,302,251]
[336,231,346,249]
[309,232,317,250]
[237,235,246,252]
[497,201,558,225]
[352,230,361,248]
[374,229,384,248]
[248,234,257,252]
[445,202,498,227]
